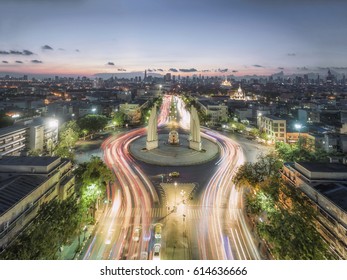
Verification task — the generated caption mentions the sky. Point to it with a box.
[1,0,347,77]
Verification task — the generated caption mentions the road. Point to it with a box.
[80,95,261,260]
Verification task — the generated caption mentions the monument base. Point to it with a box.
[189,140,202,151]
[146,140,158,150]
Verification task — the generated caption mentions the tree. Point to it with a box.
[234,152,333,259]
[233,153,282,189]
[250,128,260,138]
[77,156,114,221]
[77,114,109,138]
[54,145,75,160]
[229,120,245,132]
[59,120,80,149]
[112,111,125,127]
[0,112,14,128]
[0,197,81,260]
[259,131,269,141]
[275,140,328,163]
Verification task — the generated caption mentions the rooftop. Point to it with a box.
[0,175,47,215]
[297,162,347,173]
[0,156,60,167]
[314,183,347,212]
[0,125,27,136]
[263,115,285,121]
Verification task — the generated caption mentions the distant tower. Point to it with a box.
[189,106,202,151]
[144,70,147,82]
[146,106,158,150]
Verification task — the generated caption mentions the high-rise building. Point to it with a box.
[164,73,171,82]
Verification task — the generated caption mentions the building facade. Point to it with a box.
[199,102,228,126]
[0,156,75,250]
[258,115,287,142]
[0,117,58,156]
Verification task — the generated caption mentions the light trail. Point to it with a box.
[82,94,260,260]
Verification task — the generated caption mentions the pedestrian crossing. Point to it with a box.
[113,207,243,220]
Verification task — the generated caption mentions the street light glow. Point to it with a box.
[295,123,302,130]
[48,119,58,128]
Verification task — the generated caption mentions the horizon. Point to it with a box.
[1,0,347,77]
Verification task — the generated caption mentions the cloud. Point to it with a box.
[169,68,178,72]
[23,50,34,55]
[218,68,228,73]
[58,48,65,51]
[332,67,347,70]
[2,60,9,63]
[179,68,197,72]
[0,49,34,55]
[147,69,154,72]
[297,67,309,71]
[75,49,80,52]
[201,70,210,72]
[157,68,164,72]
[107,62,115,66]
[15,60,23,64]
[31,59,43,63]
[117,68,126,71]
[253,64,263,68]
[287,53,296,56]
[232,70,238,73]
[10,50,23,55]
[42,45,53,50]
[278,67,285,70]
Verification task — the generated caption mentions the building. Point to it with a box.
[27,118,59,153]
[282,162,347,259]
[258,115,286,142]
[0,117,58,156]
[307,133,325,151]
[198,101,228,126]
[0,156,75,250]
[0,126,27,156]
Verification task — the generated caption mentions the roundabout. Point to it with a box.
[129,130,220,166]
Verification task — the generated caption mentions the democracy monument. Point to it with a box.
[129,98,219,166]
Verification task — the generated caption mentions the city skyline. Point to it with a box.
[1,0,347,76]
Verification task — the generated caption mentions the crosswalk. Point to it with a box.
[112,207,243,220]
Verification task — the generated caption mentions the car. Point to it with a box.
[154,224,162,239]
[153,244,161,260]
[132,227,141,242]
[169,171,180,178]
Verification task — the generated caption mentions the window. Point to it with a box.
[280,123,284,127]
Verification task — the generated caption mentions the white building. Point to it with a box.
[199,102,228,126]
[0,118,59,156]
[258,115,286,142]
